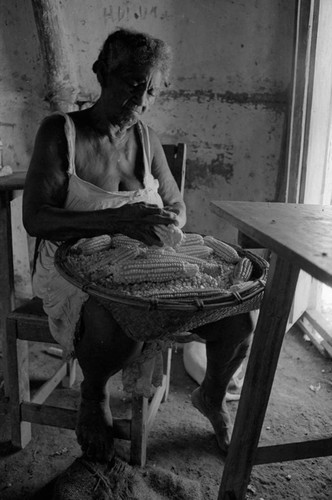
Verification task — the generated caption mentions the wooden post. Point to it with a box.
[0,174,26,396]
[0,192,14,338]
[31,0,79,111]
[284,0,318,204]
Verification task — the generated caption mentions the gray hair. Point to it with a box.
[92,28,173,88]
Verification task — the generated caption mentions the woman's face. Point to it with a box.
[101,64,163,127]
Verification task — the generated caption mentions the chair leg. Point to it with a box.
[130,394,148,466]
[162,347,172,403]
[5,317,32,448]
[62,357,77,388]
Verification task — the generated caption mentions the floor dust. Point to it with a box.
[0,325,331,499]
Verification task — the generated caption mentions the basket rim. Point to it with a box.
[54,237,268,312]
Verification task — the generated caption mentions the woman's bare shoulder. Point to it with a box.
[29,113,69,173]
[146,125,161,145]
[34,113,68,145]
[146,125,165,160]
[38,110,87,137]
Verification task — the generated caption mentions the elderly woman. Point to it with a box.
[23,28,254,463]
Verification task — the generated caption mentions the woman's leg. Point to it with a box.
[75,297,143,462]
[191,312,254,453]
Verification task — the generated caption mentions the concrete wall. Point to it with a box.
[0,0,295,295]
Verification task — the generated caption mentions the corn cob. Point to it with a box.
[111,234,143,248]
[153,224,184,248]
[112,258,199,284]
[180,233,204,246]
[144,246,176,258]
[154,250,221,277]
[162,251,209,266]
[89,247,141,279]
[203,236,240,263]
[176,244,213,259]
[231,257,253,284]
[72,235,112,255]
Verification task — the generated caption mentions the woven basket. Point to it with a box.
[55,239,268,342]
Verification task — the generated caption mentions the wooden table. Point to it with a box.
[0,172,26,358]
[209,201,332,500]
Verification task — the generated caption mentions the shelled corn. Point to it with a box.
[148,287,225,300]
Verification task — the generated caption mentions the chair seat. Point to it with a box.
[12,296,46,317]
[8,297,54,343]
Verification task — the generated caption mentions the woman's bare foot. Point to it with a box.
[76,397,115,463]
[191,387,233,453]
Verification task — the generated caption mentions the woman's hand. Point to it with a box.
[110,202,177,225]
[108,202,178,246]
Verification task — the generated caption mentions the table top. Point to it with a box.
[0,171,26,191]
[210,201,332,288]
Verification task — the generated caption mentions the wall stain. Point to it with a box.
[160,89,288,112]
[186,156,234,189]
[0,122,16,128]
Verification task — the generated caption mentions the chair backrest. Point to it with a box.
[162,143,187,196]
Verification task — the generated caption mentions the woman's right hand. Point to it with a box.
[106,202,178,246]
[111,202,177,224]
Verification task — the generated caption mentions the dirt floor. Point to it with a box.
[0,325,331,500]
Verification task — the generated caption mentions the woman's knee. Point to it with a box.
[76,298,141,366]
[193,312,254,343]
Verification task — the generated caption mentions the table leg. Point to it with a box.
[218,253,300,500]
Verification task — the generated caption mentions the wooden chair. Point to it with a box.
[4,143,187,467]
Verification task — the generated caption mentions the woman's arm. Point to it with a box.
[23,115,177,244]
[149,128,187,229]
[23,114,76,240]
